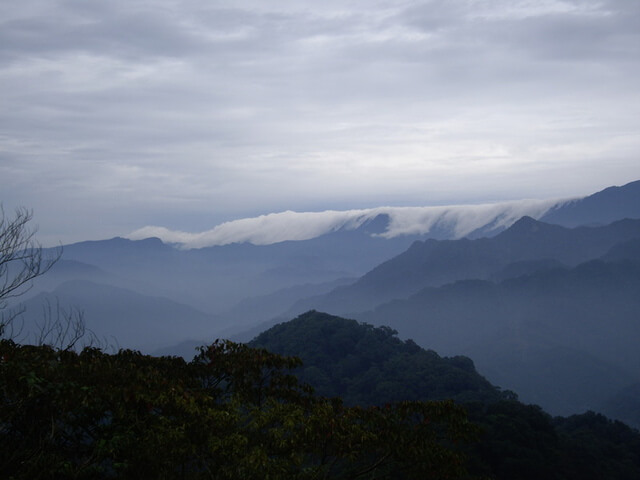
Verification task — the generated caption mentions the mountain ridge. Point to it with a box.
[18,280,223,351]
[289,217,640,315]
[354,257,640,418]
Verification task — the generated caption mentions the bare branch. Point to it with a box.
[0,205,62,335]
[0,305,25,340]
[32,298,104,351]
[0,206,117,352]
[0,206,61,309]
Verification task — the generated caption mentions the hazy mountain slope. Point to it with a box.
[56,237,242,313]
[489,258,566,282]
[541,179,640,227]
[219,277,355,329]
[600,383,640,429]
[54,220,418,314]
[18,280,223,351]
[293,217,640,315]
[25,259,113,299]
[153,279,361,355]
[355,259,640,416]
[601,237,640,262]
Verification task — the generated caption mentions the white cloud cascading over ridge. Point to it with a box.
[126,197,573,249]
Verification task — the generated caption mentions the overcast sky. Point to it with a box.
[1,0,639,245]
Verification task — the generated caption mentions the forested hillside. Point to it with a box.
[250,310,503,405]
[251,311,640,480]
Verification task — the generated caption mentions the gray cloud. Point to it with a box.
[1,0,638,245]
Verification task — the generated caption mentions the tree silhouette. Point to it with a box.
[0,206,60,336]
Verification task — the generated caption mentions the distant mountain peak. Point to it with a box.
[504,216,552,234]
[494,216,572,243]
[512,215,537,227]
[540,179,640,227]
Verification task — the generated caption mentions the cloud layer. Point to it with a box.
[127,197,567,248]
[1,1,638,244]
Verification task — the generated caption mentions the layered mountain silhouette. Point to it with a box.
[14,179,640,423]
[354,258,640,417]
[540,179,640,227]
[291,217,640,315]
[43,221,418,315]
[18,280,222,351]
[272,216,640,420]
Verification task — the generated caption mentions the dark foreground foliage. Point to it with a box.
[459,401,640,480]
[0,339,475,479]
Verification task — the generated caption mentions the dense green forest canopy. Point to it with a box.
[0,338,474,479]
[250,310,503,405]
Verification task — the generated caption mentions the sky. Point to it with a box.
[1,0,639,246]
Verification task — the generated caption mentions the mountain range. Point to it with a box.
[292,216,640,315]
[356,257,640,415]
[10,179,640,425]
[29,179,640,325]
